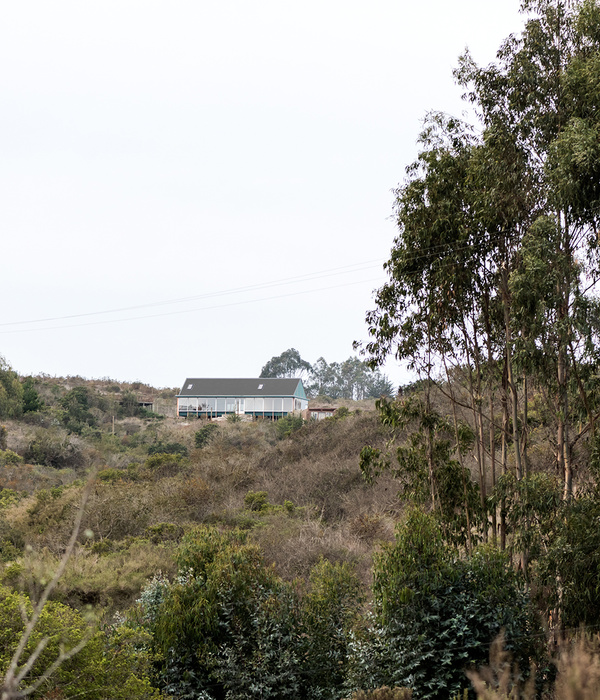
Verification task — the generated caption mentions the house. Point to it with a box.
[177,378,308,419]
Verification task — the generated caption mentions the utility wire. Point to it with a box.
[0,259,384,328]
[0,276,383,335]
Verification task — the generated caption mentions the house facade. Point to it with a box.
[177,378,308,419]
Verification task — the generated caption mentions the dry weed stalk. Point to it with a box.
[554,635,600,700]
[0,469,97,700]
[467,633,536,700]
[469,633,600,700]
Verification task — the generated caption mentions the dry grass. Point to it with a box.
[468,633,600,700]
[2,540,177,611]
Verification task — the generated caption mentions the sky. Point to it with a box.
[0,0,524,390]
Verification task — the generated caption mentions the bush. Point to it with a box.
[142,453,187,478]
[24,429,84,469]
[244,490,269,511]
[350,689,412,700]
[138,526,362,700]
[348,510,543,700]
[147,441,188,457]
[276,414,304,439]
[194,423,219,448]
[0,586,162,698]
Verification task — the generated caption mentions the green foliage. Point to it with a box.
[349,689,412,700]
[119,390,143,417]
[0,586,162,698]
[307,356,394,400]
[142,452,187,478]
[23,429,83,469]
[335,406,351,420]
[97,467,125,482]
[276,413,304,439]
[0,449,24,466]
[144,522,184,544]
[260,347,313,378]
[361,397,481,547]
[147,440,188,457]
[536,490,600,628]
[194,422,219,448]
[60,386,101,433]
[301,558,363,697]
[244,490,269,511]
[135,526,362,700]
[21,377,44,414]
[0,356,23,419]
[349,511,543,700]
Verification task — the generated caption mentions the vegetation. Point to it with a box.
[2,1,600,698]
[261,349,395,399]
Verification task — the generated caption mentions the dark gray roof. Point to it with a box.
[178,378,304,397]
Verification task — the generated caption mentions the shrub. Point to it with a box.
[24,429,83,469]
[0,586,162,698]
[194,423,219,448]
[97,468,125,482]
[147,441,188,457]
[22,376,44,413]
[140,526,362,700]
[144,523,184,544]
[142,452,187,478]
[348,510,543,700]
[244,490,269,511]
[350,689,412,700]
[276,414,304,439]
[0,449,24,466]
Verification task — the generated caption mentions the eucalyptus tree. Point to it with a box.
[260,348,313,379]
[457,0,600,497]
[363,0,600,528]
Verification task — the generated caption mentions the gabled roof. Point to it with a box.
[178,378,305,398]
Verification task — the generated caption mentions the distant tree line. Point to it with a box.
[260,348,395,400]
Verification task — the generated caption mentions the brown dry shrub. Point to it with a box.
[249,512,371,583]
[468,633,600,700]
[6,540,177,611]
[554,636,600,700]
[152,474,214,522]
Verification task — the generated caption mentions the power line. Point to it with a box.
[0,259,384,328]
[0,276,383,335]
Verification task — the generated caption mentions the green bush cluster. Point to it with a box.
[147,440,188,457]
[134,526,361,700]
[0,586,162,698]
[348,510,544,699]
[275,413,304,439]
[194,422,219,448]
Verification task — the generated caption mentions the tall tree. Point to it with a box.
[260,348,312,379]
[0,356,23,420]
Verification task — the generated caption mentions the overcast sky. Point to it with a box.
[1,0,524,389]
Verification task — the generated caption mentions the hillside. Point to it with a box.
[0,374,398,612]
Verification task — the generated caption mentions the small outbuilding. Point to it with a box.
[177,378,308,419]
